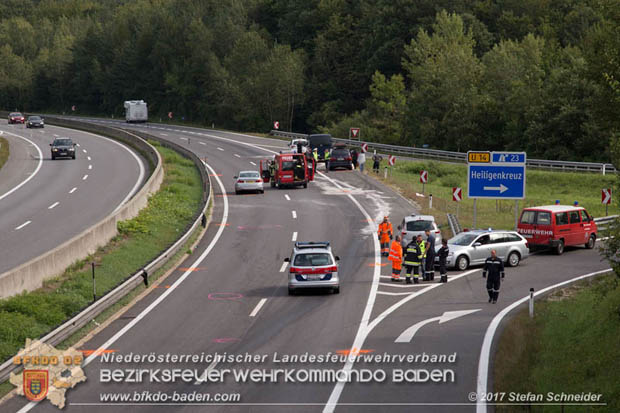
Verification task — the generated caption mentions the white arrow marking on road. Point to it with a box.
[395,309,481,343]
[483,184,508,193]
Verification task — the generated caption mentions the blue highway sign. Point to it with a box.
[468,151,526,199]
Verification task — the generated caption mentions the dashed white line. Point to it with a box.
[87,156,91,161]
[279,261,288,273]
[292,210,297,219]
[88,165,92,170]
[69,187,77,194]
[292,232,298,241]
[250,161,256,166]
[199,142,206,146]
[82,149,87,153]
[48,202,59,209]
[15,221,31,230]
[161,133,168,136]
[249,298,267,317]
[217,147,224,151]
[82,174,88,180]
[234,154,241,158]
[284,194,291,201]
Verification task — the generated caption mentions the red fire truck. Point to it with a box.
[260,153,315,189]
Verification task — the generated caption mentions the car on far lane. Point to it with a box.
[26,115,44,128]
[8,112,25,124]
[436,229,529,271]
[50,138,76,160]
[234,170,264,194]
[285,242,340,295]
[398,214,442,247]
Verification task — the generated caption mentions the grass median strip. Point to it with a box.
[369,159,616,233]
[0,137,8,170]
[493,273,619,412]
[0,140,202,363]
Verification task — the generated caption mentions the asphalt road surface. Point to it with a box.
[3,119,610,413]
[0,121,145,275]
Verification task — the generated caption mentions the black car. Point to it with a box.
[26,115,44,128]
[328,147,353,170]
[50,138,76,160]
[307,134,333,162]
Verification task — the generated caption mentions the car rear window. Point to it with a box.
[332,149,350,157]
[239,172,259,178]
[555,212,569,225]
[308,135,332,146]
[406,220,433,231]
[294,253,333,266]
[521,210,551,225]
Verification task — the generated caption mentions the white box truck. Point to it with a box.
[124,100,148,123]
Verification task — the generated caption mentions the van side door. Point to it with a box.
[554,212,570,244]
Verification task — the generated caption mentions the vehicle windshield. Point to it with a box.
[10,113,22,116]
[294,253,333,267]
[239,172,259,178]
[308,135,332,146]
[28,116,41,121]
[449,233,479,246]
[53,139,73,146]
[406,220,433,231]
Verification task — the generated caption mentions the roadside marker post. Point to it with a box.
[420,170,428,194]
[388,155,396,177]
[453,187,462,218]
[529,288,535,318]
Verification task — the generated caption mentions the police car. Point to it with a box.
[284,242,340,295]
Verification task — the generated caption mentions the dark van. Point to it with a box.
[307,134,333,163]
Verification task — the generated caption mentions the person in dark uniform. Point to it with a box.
[424,229,436,281]
[482,249,505,303]
[403,235,423,284]
[351,149,358,169]
[437,238,449,283]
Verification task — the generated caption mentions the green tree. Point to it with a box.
[367,71,407,145]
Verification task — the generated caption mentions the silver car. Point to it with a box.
[234,171,264,194]
[285,242,340,295]
[436,230,529,271]
[398,214,442,246]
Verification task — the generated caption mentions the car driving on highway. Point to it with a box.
[234,170,264,194]
[26,115,44,128]
[8,112,25,124]
[285,242,340,295]
[50,138,76,160]
[437,229,529,270]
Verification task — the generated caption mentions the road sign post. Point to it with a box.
[388,155,396,177]
[420,170,428,194]
[602,188,611,216]
[468,151,526,228]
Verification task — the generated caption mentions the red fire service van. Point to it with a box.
[517,205,597,255]
[260,153,314,189]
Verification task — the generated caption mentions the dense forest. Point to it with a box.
[1,0,619,161]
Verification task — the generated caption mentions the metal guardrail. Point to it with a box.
[0,124,211,384]
[594,215,618,231]
[270,130,616,174]
[447,213,463,236]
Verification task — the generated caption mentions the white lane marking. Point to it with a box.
[284,194,291,201]
[249,298,267,317]
[250,161,256,166]
[179,137,188,141]
[15,221,31,230]
[0,132,43,202]
[234,154,241,158]
[88,165,92,170]
[82,174,88,180]
[82,149,87,153]
[48,202,59,209]
[53,134,59,137]
[475,268,611,413]
[10,161,232,413]
[292,232,298,241]
[292,210,297,219]
[69,187,77,194]
[378,282,429,288]
[75,143,80,146]
[377,290,429,296]
[279,261,288,273]
[161,133,168,136]
[199,142,206,145]
[217,147,224,151]
[87,156,91,161]
[396,309,482,343]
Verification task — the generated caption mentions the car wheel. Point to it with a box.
[235,190,239,195]
[72,154,76,160]
[333,287,340,294]
[585,235,596,249]
[456,255,469,271]
[303,182,308,188]
[260,189,264,194]
[288,288,295,296]
[555,240,564,255]
[270,180,275,188]
[51,154,55,160]
[507,251,520,267]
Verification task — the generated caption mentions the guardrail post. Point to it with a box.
[529,288,535,318]
[92,262,96,301]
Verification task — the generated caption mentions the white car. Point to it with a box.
[234,171,264,194]
[285,242,340,295]
[289,138,309,153]
[398,214,442,246]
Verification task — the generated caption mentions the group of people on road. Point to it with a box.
[379,216,505,302]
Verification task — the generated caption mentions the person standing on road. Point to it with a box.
[483,249,505,304]
[418,237,427,281]
[377,216,393,256]
[312,148,318,173]
[403,235,422,284]
[324,148,331,172]
[388,235,403,282]
[372,150,382,173]
[437,239,449,283]
[424,229,436,281]
[358,151,366,173]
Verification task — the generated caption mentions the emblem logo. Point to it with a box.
[23,370,49,402]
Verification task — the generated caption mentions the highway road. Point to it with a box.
[3,119,611,413]
[0,121,145,275]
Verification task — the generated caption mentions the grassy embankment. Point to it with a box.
[0,141,202,363]
[493,273,620,412]
[0,137,8,170]
[369,159,616,237]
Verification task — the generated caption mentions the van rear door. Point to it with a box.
[518,209,552,245]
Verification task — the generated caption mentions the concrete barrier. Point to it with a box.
[0,120,163,299]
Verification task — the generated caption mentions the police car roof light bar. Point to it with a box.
[295,242,330,249]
